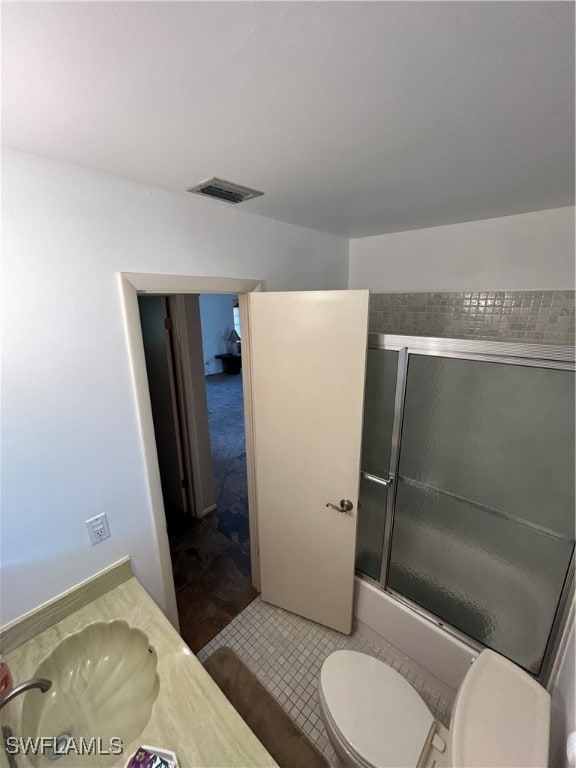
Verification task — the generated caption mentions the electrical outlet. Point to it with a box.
[86,513,110,545]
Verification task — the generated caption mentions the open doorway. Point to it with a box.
[137,291,257,652]
[200,295,249,546]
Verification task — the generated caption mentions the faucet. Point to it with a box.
[0,679,52,713]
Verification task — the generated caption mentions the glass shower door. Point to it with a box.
[387,354,575,674]
[355,348,399,581]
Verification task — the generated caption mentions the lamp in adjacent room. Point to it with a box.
[227,329,241,356]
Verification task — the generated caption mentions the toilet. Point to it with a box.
[318,648,551,768]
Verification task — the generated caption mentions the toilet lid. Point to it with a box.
[320,651,435,768]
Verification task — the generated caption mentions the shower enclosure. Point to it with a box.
[356,334,575,680]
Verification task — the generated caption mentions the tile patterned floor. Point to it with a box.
[198,597,457,766]
[170,515,257,653]
[167,372,254,653]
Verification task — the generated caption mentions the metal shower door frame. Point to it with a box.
[362,333,575,685]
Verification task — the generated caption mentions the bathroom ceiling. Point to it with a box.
[2,2,574,239]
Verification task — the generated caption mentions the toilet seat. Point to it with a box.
[319,651,435,768]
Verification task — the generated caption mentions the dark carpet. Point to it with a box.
[205,372,249,545]
[204,647,329,768]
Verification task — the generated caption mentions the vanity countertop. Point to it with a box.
[0,577,277,768]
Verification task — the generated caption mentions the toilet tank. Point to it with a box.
[448,649,550,768]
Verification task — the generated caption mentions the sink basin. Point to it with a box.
[20,621,159,767]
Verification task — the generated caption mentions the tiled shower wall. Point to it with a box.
[369,290,575,345]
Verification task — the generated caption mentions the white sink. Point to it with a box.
[20,621,159,767]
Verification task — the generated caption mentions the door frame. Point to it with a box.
[119,272,263,629]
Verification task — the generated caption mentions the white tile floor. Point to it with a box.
[198,597,457,766]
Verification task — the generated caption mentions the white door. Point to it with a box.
[248,290,369,633]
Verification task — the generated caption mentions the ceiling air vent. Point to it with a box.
[186,177,264,204]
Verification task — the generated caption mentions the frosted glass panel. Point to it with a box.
[389,481,573,673]
[356,475,389,581]
[399,356,575,539]
[360,349,398,478]
[356,349,398,579]
[389,355,575,673]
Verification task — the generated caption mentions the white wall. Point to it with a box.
[199,294,236,374]
[0,148,348,627]
[349,206,575,291]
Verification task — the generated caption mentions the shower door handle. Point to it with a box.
[326,499,354,514]
[362,471,392,487]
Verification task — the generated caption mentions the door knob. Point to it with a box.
[326,499,354,514]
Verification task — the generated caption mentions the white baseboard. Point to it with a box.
[197,503,217,518]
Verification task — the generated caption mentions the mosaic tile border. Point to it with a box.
[369,290,575,345]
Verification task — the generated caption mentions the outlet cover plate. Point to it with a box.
[86,513,110,545]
